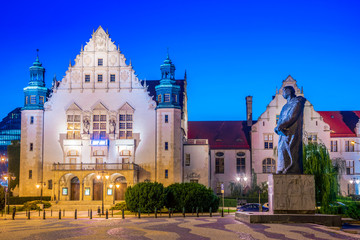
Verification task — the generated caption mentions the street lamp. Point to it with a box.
[3,173,16,216]
[97,171,109,215]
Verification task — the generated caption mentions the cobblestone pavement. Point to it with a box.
[0,215,359,240]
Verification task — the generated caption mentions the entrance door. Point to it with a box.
[70,177,80,200]
[93,179,102,200]
[114,176,127,200]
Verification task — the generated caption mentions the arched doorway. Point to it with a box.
[70,177,80,201]
[114,176,127,201]
[93,178,102,201]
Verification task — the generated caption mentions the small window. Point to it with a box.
[30,143,33,151]
[331,141,338,152]
[346,160,355,175]
[185,154,190,166]
[62,187,68,196]
[30,95,36,104]
[48,180,53,190]
[85,75,90,82]
[165,142,168,150]
[165,115,168,123]
[110,74,115,82]
[25,96,29,104]
[39,96,44,104]
[262,158,276,173]
[172,94,177,103]
[29,170,32,179]
[165,169,168,179]
[30,116,34,124]
[98,74,103,82]
[98,58,103,66]
[164,94,170,102]
[264,134,273,149]
[345,141,355,152]
[215,152,224,157]
[157,95,162,102]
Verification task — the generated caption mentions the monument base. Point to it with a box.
[268,174,315,214]
[235,212,342,227]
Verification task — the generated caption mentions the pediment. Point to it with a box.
[66,102,82,112]
[91,102,109,111]
[119,102,135,112]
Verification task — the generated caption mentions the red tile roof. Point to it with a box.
[318,111,360,137]
[188,121,252,149]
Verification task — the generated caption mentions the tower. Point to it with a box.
[155,54,183,185]
[19,52,47,196]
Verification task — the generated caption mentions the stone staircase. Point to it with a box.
[49,201,115,211]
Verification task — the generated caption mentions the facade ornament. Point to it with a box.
[186,172,200,179]
[83,118,90,134]
[109,119,116,134]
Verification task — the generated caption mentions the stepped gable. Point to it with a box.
[188,121,252,149]
[318,111,360,137]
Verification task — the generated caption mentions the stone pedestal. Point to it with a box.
[268,174,315,214]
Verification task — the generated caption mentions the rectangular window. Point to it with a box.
[164,94,170,102]
[185,153,190,166]
[157,95,162,102]
[165,115,168,123]
[67,115,81,139]
[84,187,90,196]
[97,74,103,82]
[346,160,355,175]
[93,114,106,140]
[30,143,33,151]
[29,170,32,179]
[264,134,273,149]
[98,58,103,66]
[48,180,53,190]
[30,95,36,104]
[165,169,168,179]
[119,113,133,139]
[308,134,317,143]
[110,74,115,82]
[85,75,90,82]
[39,96,44,104]
[30,116,34,124]
[331,140,338,152]
[236,157,246,174]
[119,123,126,129]
[345,141,355,152]
[215,158,224,174]
[107,188,113,195]
[165,142,169,150]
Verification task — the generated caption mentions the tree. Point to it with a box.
[8,140,20,190]
[303,143,339,213]
[0,186,4,211]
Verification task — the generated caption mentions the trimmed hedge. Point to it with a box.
[19,200,52,211]
[9,196,51,205]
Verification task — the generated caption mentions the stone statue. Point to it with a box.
[83,118,90,134]
[109,119,116,134]
[274,86,306,174]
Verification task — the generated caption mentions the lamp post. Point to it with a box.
[3,174,16,216]
[96,171,109,215]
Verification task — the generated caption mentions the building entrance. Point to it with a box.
[70,177,80,200]
[93,179,102,200]
[114,176,127,200]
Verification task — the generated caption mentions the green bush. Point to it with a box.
[166,183,220,212]
[111,202,128,210]
[19,200,51,211]
[0,186,4,211]
[125,182,166,212]
[9,196,51,205]
[345,203,360,220]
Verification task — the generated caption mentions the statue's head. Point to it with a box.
[282,86,295,99]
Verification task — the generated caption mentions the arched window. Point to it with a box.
[236,152,246,174]
[262,158,276,173]
[215,152,224,174]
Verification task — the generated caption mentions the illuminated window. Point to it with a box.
[345,141,355,152]
[215,152,224,174]
[30,95,36,104]
[236,152,246,174]
[331,141,338,152]
[67,115,81,139]
[157,95,162,102]
[119,113,133,139]
[262,158,276,173]
[346,160,355,175]
[93,114,107,139]
[97,74,103,82]
[98,58,103,66]
[165,142,168,150]
[110,74,115,82]
[29,170,32,179]
[165,115,168,123]
[85,75,90,82]
[39,96,44,104]
[164,94,170,102]
[264,134,273,149]
[185,154,190,166]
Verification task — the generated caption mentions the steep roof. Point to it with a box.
[146,79,185,109]
[188,121,252,149]
[318,111,360,137]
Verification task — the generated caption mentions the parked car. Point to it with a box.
[263,202,269,209]
[237,203,269,212]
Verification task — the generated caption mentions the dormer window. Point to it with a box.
[157,95,162,103]
[98,59,103,66]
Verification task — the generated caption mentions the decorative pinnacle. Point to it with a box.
[166,47,169,59]
[69,60,72,67]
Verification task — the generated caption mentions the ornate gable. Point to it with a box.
[279,75,302,95]
[119,102,135,112]
[91,102,108,111]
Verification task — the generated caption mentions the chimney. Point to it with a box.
[245,96,253,127]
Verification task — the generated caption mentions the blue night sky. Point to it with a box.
[0,0,359,121]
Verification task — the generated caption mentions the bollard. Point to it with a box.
[63,209,65,217]
[59,210,62,220]
[97,206,100,215]
[210,207,212,217]
[228,208,229,214]
[112,209,113,217]
[7,205,10,215]
[183,207,185,217]
[90,209,92,219]
[75,209,77,220]
[43,210,46,220]
[155,208,157,218]
[51,209,53,217]
[201,207,203,215]
[28,210,30,220]
[138,208,141,219]
[169,208,171,218]
[221,208,224,217]
[196,207,199,217]
[1,209,3,217]
[88,209,89,217]
[122,209,125,219]
[12,207,16,220]
[106,209,108,219]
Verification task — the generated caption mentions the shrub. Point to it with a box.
[345,203,360,220]
[9,196,51,205]
[20,200,51,211]
[125,182,166,212]
[166,183,220,212]
[111,202,128,210]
